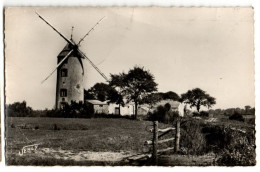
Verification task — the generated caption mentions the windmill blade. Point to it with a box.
[41,49,74,84]
[35,11,75,46]
[77,16,106,46]
[77,49,109,82]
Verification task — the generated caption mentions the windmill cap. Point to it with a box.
[57,40,83,59]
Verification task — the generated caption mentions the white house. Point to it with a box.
[108,102,135,116]
[85,100,109,114]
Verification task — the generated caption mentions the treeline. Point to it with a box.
[6,101,94,118]
[208,106,255,116]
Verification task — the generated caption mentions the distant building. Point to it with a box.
[85,100,109,114]
[137,106,150,116]
[86,99,184,117]
[108,102,135,116]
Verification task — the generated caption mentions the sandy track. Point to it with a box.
[21,148,138,162]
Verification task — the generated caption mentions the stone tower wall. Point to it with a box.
[55,54,84,109]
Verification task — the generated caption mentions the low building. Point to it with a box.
[137,106,150,116]
[85,100,109,114]
[108,102,135,116]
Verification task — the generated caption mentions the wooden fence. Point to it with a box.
[145,117,181,165]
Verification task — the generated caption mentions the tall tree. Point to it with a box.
[85,83,121,102]
[180,88,216,112]
[110,66,158,119]
[141,93,163,110]
[162,91,180,101]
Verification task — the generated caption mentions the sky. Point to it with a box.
[5,7,254,110]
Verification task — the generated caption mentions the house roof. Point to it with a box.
[86,100,108,105]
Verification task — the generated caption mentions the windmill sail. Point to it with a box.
[36,12,109,83]
[78,49,109,82]
[41,49,74,84]
[35,12,74,46]
[77,16,106,45]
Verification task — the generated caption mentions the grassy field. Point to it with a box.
[6,117,171,165]
[6,117,160,153]
[6,116,255,166]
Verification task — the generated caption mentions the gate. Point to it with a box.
[144,117,181,165]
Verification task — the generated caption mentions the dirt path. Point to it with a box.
[20,147,141,162]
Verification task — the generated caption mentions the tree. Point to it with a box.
[245,105,251,114]
[110,66,158,119]
[180,88,216,112]
[162,91,180,101]
[85,83,111,101]
[84,82,122,102]
[140,93,163,110]
[84,89,95,100]
[7,101,33,117]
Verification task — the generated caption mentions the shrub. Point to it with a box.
[216,128,256,166]
[192,112,200,117]
[147,104,178,124]
[229,112,245,122]
[200,111,209,117]
[202,125,227,153]
[193,111,209,117]
[246,118,255,125]
[6,101,33,117]
[180,119,207,155]
[217,145,256,166]
[45,101,94,118]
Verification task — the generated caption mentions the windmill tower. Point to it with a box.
[55,36,84,109]
[36,12,108,109]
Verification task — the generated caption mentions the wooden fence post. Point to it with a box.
[152,121,158,165]
[175,117,180,152]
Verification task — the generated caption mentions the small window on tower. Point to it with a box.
[61,69,68,77]
[60,89,67,97]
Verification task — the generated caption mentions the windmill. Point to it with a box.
[36,12,109,109]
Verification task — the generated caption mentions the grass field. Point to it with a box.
[6,117,160,153]
[6,117,171,165]
[5,116,255,166]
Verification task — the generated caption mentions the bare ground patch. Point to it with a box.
[35,148,135,162]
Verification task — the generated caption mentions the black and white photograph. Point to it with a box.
[4,7,255,166]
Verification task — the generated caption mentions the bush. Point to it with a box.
[192,112,200,117]
[200,111,209,117]
[217,145,256,166]
[216,128,256,166]
[6,101,33,117]
[180,119,207,155]
[147,104,178,124]
[179,118,256,164]
[202,125,227,153]
[229,112,245,122]
[246,118,255,125]
[45,101,94,118]
[192,111,209,117]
